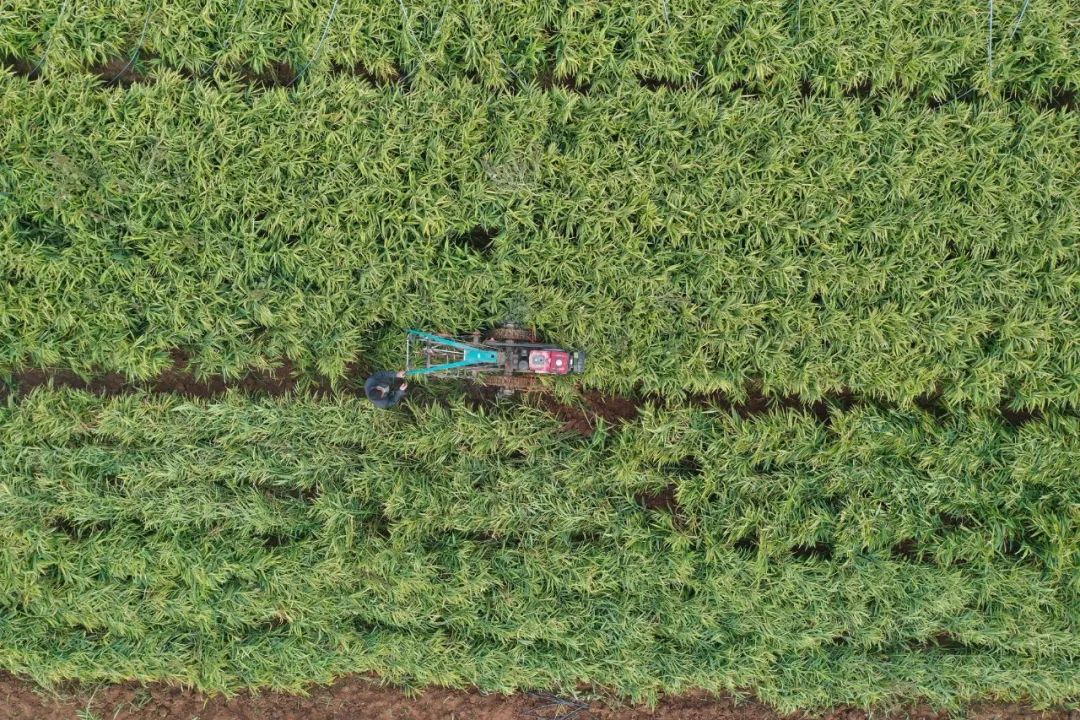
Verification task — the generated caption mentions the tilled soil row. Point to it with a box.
[0,360,841,436]
[5,55,1078,113]
[0,357,642,437]
[1,355,342,400]
[2,672,1074,720]
[0,355,1045,437]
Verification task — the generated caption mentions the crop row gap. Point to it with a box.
[733,528,1046,569]
[3,55,1076,113]
[0,351,365,401]
[1,362,1050,434]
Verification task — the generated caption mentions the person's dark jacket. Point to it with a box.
[365,371,407,408]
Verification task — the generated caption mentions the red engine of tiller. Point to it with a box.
[528,350,572,375]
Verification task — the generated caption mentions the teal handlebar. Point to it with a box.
[405,329,500,376]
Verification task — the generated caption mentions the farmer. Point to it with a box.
[364,370,409,409]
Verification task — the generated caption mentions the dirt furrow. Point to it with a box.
[1,355,1048,435]
[3,672,1075,720]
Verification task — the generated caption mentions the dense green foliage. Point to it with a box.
[3,0,1079,97]
[3,75,1079,407]
[2,3,1079,710]
[0,391,1076,708]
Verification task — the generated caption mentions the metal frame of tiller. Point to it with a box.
[404,329,501,377]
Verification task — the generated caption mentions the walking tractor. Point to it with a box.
[404,325,586,392]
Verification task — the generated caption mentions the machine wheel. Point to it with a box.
[487,324,536,343]
[572,351,586,374]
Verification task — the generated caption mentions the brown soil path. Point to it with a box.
[1,352,345,400]
[2,673,1074,720]
[1,354,1046,437]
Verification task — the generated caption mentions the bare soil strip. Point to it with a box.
[0,352,347,400]
[1,355,1045,435]
[4,55,1078,111]
[2,673,1074,720]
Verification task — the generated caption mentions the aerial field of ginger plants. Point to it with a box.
[0,0,1078,716]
